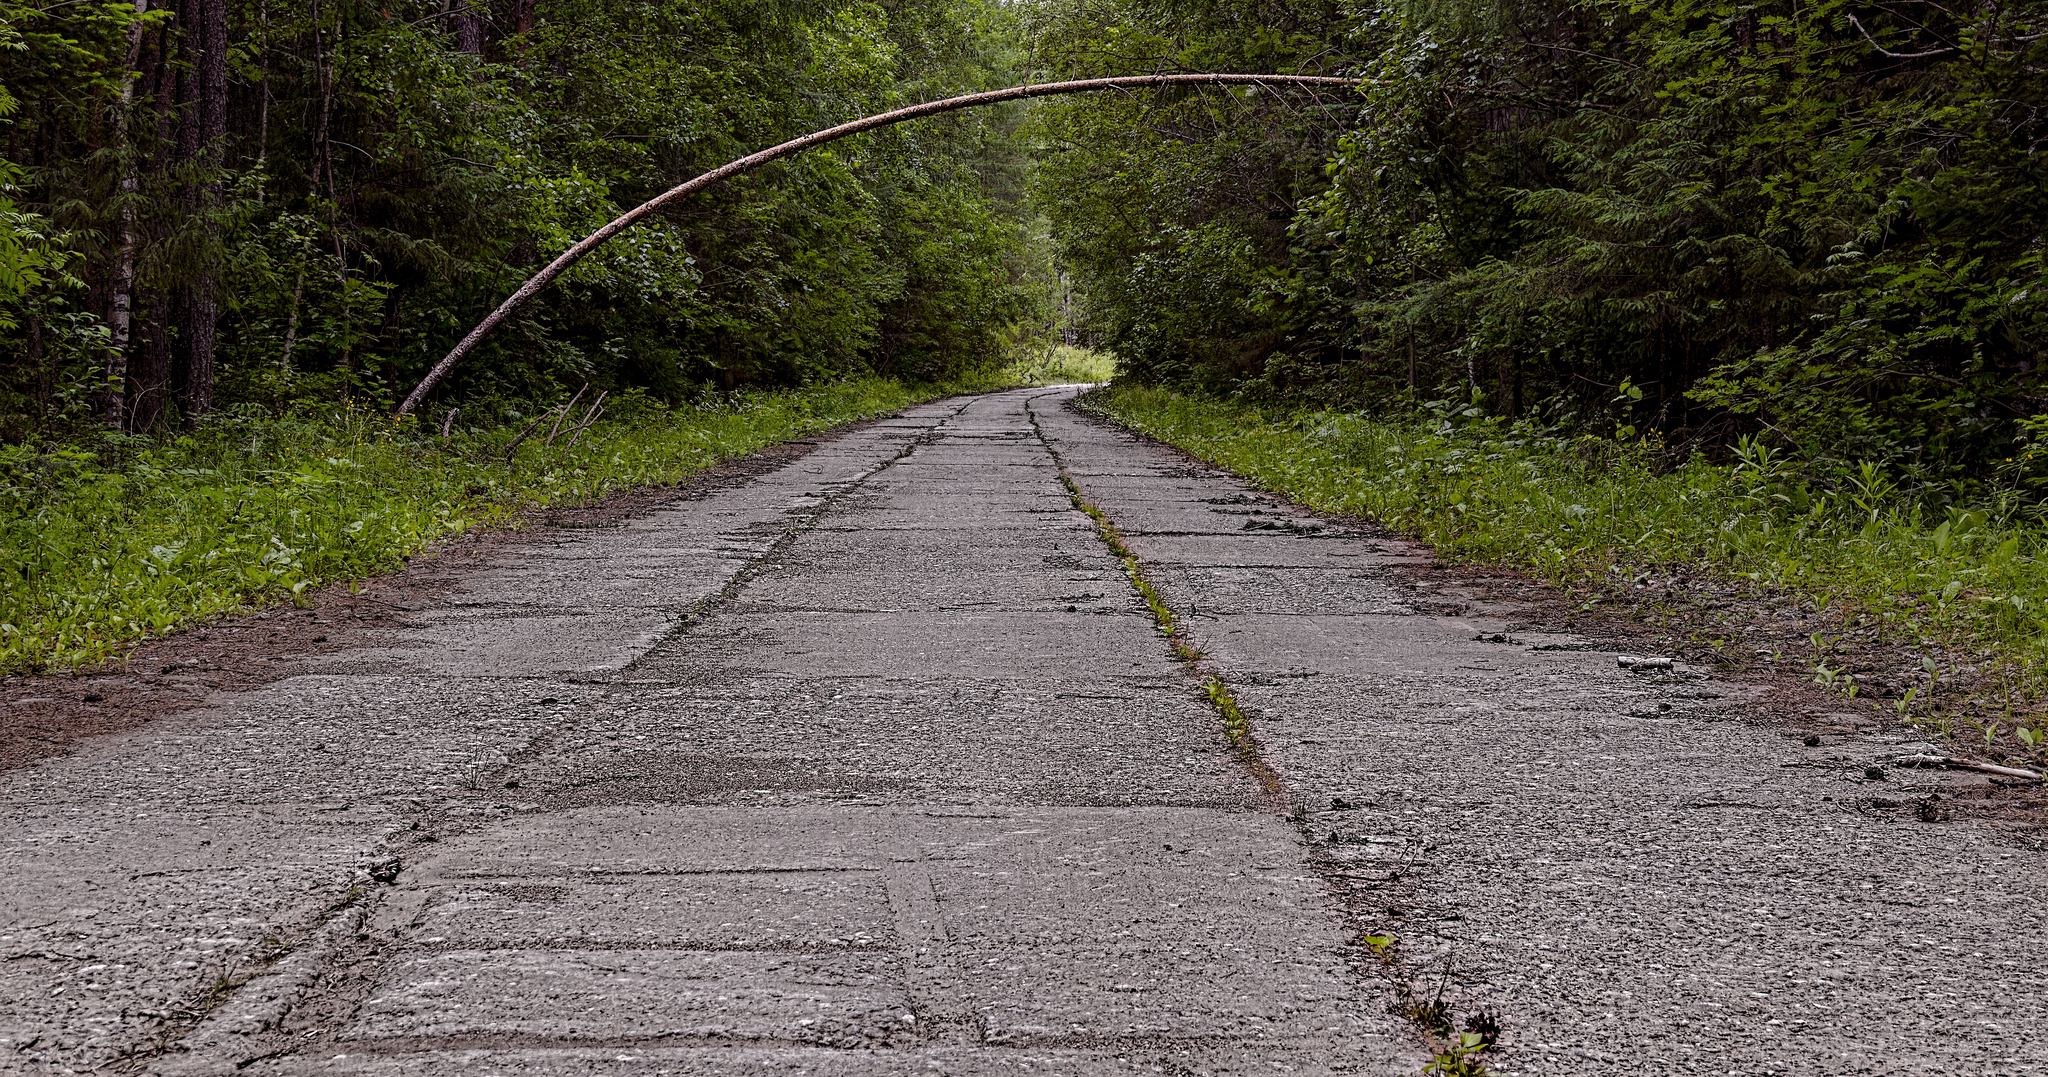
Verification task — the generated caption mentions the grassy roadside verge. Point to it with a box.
[1007,343,1116,385]
[1081,384,2048,761]
[0,377,963,675]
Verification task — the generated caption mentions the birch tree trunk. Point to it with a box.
[395,73,1361,415]
[129,21,177,432]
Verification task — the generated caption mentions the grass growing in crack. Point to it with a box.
[108,957,260,1070]
[111,886,363,1070]
[1382,952,1501,1075]
[1040,396,1505,1071]
[0,377,971,675]
[1082,383,2048,760]
[1051,465,1283,795]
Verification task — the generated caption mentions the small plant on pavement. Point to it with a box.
[1425,1033,1492,1076]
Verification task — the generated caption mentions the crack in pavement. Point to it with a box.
[631,400,974,661]
[6,386,2043,1077]
[1029,393,1485,1069]
[1032,390,2048,1076]
[1024,394,1290,807]
[1,402,998,1076]
[12,387,1417,1076]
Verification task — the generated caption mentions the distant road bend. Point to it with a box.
[1,387,2041,1075]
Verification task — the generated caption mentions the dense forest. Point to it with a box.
[1,0,2043,485]
[1030,0,2046,490]
[0,0,1044,439]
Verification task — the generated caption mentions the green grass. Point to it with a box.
[1083,384,2048,750]
[0,377,954,675]
[1002,344,1116,385]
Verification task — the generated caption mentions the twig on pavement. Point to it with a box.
[1896,754,2044,781]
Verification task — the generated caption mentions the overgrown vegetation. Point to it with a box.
[1085,383,2048,760]
[0,378,953,674]
[1006,343,1115,385]
[0,0,1059,439]
[1029,0,2046,489]
[4,0,2042,697]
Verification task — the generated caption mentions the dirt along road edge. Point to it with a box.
[0,387,2041,1076]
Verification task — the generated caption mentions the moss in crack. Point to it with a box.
[107,885,366,1072]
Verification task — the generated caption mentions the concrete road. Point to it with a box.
[1,387,2041,1076]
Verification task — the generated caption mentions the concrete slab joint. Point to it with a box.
[0,387,2037,1077]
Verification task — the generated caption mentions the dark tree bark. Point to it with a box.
[171,0,227,427]
[168,0,200,418]
[312,3,352,390]
[130,286,173,432]
[125,19,179,432]
[449,1,486,55]
[126,20,177,434]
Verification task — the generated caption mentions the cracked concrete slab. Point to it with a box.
[1,389,1421,1076]
[1033,392,2048,1077]
[7,384,2035,1077]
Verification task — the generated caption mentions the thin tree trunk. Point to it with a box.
[449,1,485,55]
[313,2,352,390]
[131,288,172,431]
[168,0,200,421]
[253,0,269,169]
[105,1,152,430]
[395,72,1359,414]
[27,306,47,420]
[130,20,176,432]
[1406,326,1415,392]
[278,258,305,380]
[179,0,228,425]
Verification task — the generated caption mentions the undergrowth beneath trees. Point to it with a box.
[1083,384,2048,766]
[0,376,997,675]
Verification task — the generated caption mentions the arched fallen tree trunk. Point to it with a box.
[396,73,1361,416]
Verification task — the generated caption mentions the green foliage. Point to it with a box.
[0,377,943,674]
[1002,343,1115,385]
[1030,0,2048,485]
[1087,382,2048,709]
[0,0,1049,434]
[1024,0,1362,390]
